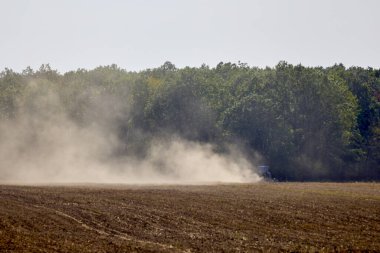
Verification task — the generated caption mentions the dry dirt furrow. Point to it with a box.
[32,204,186,252]
[0,183,380,252]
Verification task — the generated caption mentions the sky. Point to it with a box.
[1,0,379,73]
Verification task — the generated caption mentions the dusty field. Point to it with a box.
[0,183,379,252]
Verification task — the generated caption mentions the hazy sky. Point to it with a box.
[1,0,379,73]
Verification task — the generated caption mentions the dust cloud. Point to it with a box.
[0,81,261,184]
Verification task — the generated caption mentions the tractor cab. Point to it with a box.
[258,165,272,179]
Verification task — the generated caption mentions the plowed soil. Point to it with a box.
[0,183,379,252]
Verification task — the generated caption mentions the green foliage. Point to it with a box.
[0,62,379,180]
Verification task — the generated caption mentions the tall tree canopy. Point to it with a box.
[0,62,379,181]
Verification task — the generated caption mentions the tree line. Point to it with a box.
[0,61,379,181]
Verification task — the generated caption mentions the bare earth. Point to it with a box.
[0,182,379,252]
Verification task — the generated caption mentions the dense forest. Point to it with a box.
[0,61,379,181]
